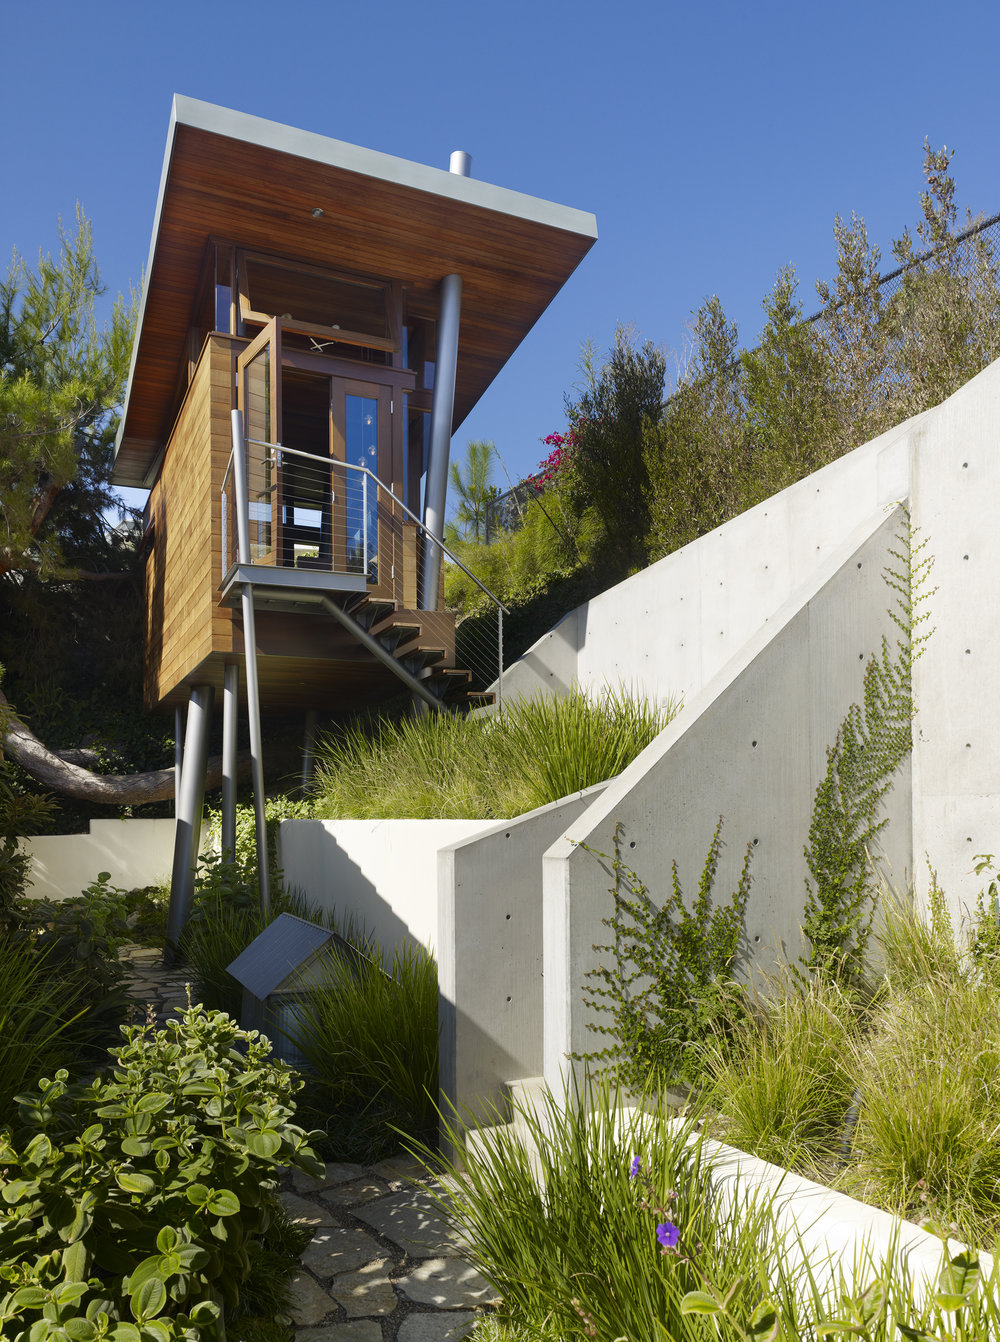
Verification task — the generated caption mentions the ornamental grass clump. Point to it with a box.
[418,1079,799,1342]
[286,939,439,1161]
[844,970,1000,1248]
[702,971,860,1176]
[311,686,678,821]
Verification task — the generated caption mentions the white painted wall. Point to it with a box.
[278,818,486,953]
[22,819,182,900]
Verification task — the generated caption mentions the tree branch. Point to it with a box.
[0,686,250,805]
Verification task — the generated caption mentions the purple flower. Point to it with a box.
[629,1155,641,1179]
[656,1221,680,1249]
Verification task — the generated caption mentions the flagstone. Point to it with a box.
[396,1310,478,1340]
[301,1225,384,1277]
[289,1271,336,1326]
[398,1258,498,1309]
[329,1259,397,1317]
[353,1185,460,1259]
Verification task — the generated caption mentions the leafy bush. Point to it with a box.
[575,819,752,1090]
[0,1002,322,1340]
[312,686,677,821]
[288,940,439,1161]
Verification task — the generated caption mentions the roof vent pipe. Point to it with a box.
[449,150,472,177]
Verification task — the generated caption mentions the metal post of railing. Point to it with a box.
[362,470,369,579]
[497,607,503,713]
[230,409,270,918]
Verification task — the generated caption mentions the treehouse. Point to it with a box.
[112,96,597,935]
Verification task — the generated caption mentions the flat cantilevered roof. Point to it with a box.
[113,95,598,487]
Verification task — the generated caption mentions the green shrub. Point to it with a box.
[288,940,439,1161]
[703,973,860,1174]
[0,1002,322,1339]
[575,819,752,1090]
[312,686,677,821]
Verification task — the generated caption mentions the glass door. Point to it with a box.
[331,379,392,589]
[236,319,282,565]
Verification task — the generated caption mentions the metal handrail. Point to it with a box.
[244,437,510,615]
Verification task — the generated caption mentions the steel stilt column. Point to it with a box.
[221,663,239,862]
[231,409,270,917]
[166,684,215,948]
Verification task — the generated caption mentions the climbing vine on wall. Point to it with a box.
[575,819,753,1089]
[802,516,935,981]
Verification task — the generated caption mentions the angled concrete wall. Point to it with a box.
[499,413,916,708]
[437,783,607,1125]
[542,506,913,1087]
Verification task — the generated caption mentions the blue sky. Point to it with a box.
[4,0,999,509]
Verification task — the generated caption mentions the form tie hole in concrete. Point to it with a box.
[966,649,971,655]
[751,739,758,748]
[506,996,512,1003]
[859,653,865,660]
[857,562,862,569]
[963,461,969,468]
[505,913,511,921]
[966,743,972,749]
[754,935,760,944]
[505,832,511,839]
[752,838,759,846]
[629,840,636,849]
[964,554,969,560]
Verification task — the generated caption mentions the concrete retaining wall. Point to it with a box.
[542,506,912,1087]
[22,819,183,900]
[437,784,608,1125]
[499,414,916,708]
[909,359,1000,924]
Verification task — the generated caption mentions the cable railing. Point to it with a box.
[222,434,508,705]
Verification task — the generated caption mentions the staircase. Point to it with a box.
[338,592,493,708]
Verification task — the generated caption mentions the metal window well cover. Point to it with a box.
[226,912,368,999]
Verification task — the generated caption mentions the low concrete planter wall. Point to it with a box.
[688,1130,991,1302]
[21,819,186,901]
[278,818,487,953]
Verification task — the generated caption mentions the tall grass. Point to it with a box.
[415,1079,1000,1341]
[703,973,860,1175]
[312,686,678,820]
[422,1081,794,1341]
[286,941,439,1161]
[845,971,1000,1247]
[0,936,87,1127]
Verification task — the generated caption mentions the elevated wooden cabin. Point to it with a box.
[115,96,596,714]
[112,97,596,932]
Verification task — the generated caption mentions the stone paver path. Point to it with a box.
[284,1157,495,1340]
[118,947,496,1339]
